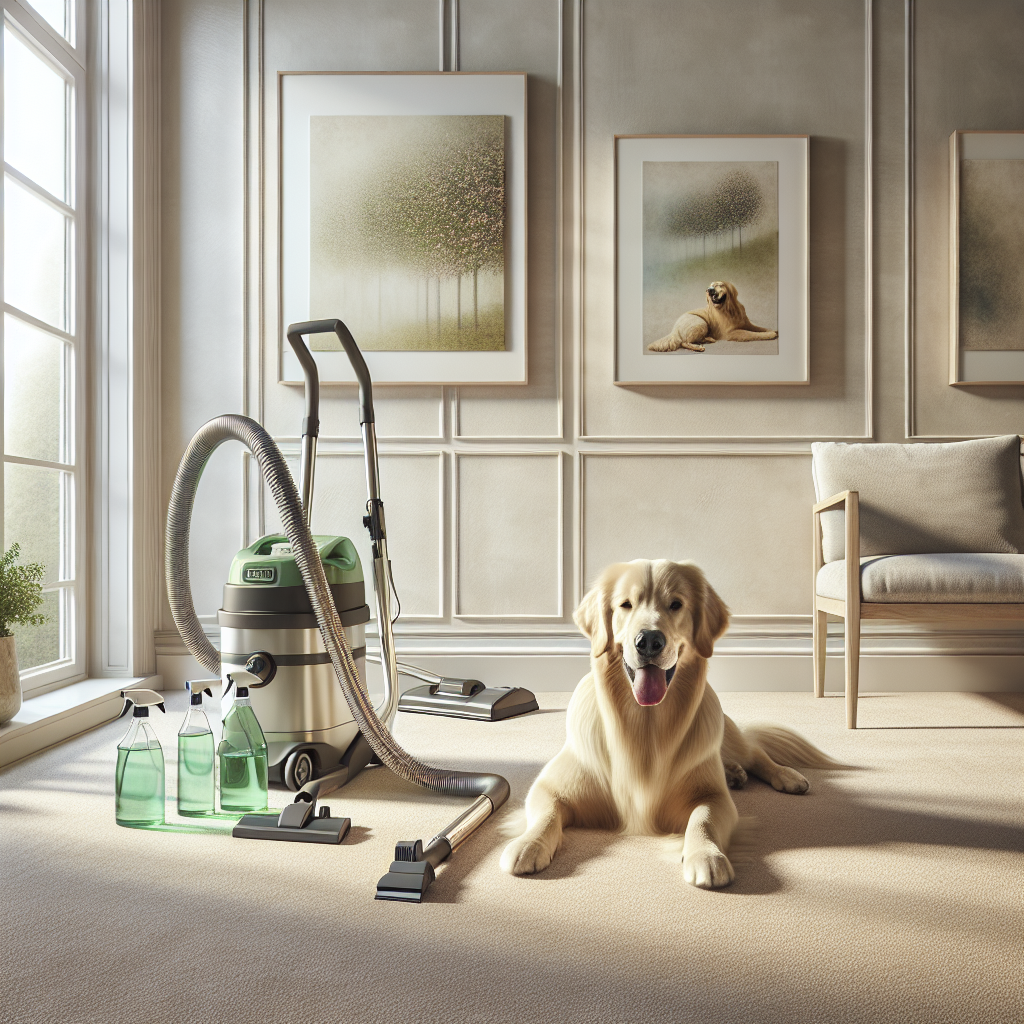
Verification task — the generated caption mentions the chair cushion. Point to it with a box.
[812,435,1024,562]
[816,553,1024,603]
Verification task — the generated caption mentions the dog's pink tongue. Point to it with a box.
[632,666,668,706]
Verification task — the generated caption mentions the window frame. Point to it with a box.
[2,0,87,697]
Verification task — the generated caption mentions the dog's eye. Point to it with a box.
[669,600,683,611]
[620,601,632,609]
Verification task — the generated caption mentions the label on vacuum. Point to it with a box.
[242,565,277,584]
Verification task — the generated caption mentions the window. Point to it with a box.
[2,0,85,693]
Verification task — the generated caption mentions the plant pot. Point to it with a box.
[0,635,22,725]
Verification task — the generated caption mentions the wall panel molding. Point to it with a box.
[903,0,1024,439]
[452,0,565,441]
[273,447,447,620]
[453,450,565,618]
[154,0,1023,673]
[578,450,813,606]
[575,0,875,443]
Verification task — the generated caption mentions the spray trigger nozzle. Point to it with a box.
[224,674,249,700]
[118,689,166,718]
[186,680,215,699]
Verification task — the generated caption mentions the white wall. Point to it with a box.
[155,0,1024,691]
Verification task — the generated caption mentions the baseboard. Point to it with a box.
[363,653,1023,693]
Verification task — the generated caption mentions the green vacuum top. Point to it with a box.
[228,534,363,587]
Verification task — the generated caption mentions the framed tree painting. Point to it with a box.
[280,72,527,385]
[949,130,1024,385]
[615,135,809,385]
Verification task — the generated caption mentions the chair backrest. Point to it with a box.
[811,435,1024,562]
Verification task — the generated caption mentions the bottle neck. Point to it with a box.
[180,704,212,735]
[121,716,160,748]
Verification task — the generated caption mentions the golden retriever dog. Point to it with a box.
[648,280,779,353]
[500,560,838,889]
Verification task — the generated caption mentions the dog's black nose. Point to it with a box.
[634,630,666,659]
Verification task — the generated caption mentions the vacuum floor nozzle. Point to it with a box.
[375,859,435,902]
[398,684,538,721]
[232,813,351,844]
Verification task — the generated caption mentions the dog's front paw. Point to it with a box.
[770,766,809,794]
[683,849,735,889]
[647,339,677,352]
[501,834,556,876]
[768,331,778,339]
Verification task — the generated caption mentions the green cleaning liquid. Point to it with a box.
[115,690,167,826]
[178,681,216,816]
[217,678,269,813]
[178,731,216,815]
[219,749,269,812]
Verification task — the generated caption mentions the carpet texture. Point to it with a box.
[1,688,1022,1024]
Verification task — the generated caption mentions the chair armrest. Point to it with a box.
[812,491,861,608]
[813,490,854,514]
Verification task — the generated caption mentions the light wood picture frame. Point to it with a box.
[948,130,1024,386]
[279,72,527,385]
[615,134,809,386]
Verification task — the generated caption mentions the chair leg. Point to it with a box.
[813,606,828,698]
[845,607,861,729]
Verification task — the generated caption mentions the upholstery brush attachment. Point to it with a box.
[232,778,350,844]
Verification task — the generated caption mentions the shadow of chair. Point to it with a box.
[810,435,1024,728]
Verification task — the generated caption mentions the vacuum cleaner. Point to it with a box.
[165,318,525,900]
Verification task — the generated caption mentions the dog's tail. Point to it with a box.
[742,725,850,769]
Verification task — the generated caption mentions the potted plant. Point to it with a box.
[0,543,47,725]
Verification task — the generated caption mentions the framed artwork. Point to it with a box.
[949,130,1024,385]
[615,135,809,385]
[279,72,527,385]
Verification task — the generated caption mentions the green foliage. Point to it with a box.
[358,117,506,280]
[663,170,765,242]
[0,543,47,638]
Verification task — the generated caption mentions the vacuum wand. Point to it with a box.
[279,321,510,901]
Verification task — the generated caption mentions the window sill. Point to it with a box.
[0,675,160,769]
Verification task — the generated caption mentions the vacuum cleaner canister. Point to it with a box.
[218,533,372,791]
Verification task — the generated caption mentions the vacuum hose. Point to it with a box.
[165,414,509,868]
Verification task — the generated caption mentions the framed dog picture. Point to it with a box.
[615,135,809,385]
[279,72,527,385]
[948,130,1024,385]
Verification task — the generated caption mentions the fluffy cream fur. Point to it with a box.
[500,559,838,888]
[648,280,779,353]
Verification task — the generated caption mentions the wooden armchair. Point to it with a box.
[810,436,1024,729]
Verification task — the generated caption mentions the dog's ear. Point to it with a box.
[692,575,730,660]
[574,570,621,658]
[724,282,740,317]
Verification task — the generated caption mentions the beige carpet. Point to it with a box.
[1,688,1022,1024]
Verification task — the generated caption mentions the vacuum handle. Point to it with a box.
[286,319,375,425]
[285,325,319,438]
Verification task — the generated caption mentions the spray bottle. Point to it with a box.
[178,680,216,816]
[116,689,167,827]
[218,674,269,813]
